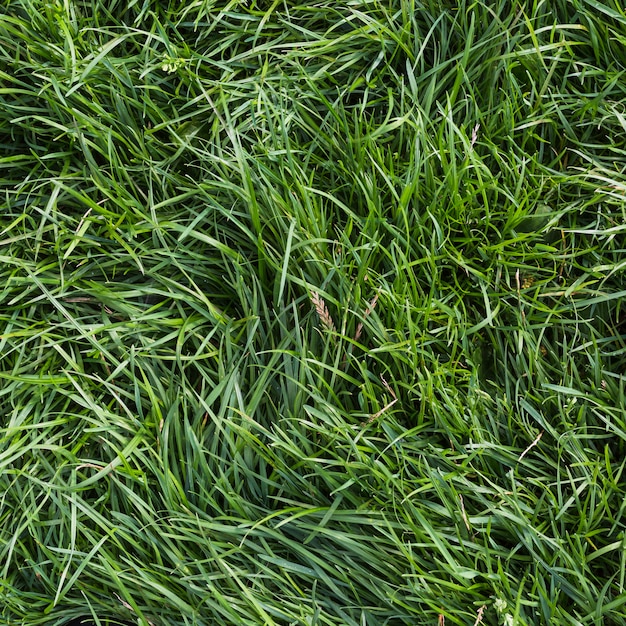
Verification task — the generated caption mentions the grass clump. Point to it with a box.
[1,0,626,624]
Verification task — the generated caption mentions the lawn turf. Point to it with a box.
[1,1,626,624]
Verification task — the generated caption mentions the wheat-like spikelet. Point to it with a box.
[311,291,336,333]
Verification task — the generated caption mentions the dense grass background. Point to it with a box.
[1,0,626,624]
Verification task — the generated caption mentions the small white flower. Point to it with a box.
[161,57,185,73]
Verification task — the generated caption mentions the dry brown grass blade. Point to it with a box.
[354,292,379,343]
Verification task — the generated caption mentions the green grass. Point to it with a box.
[1,0,626,624]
